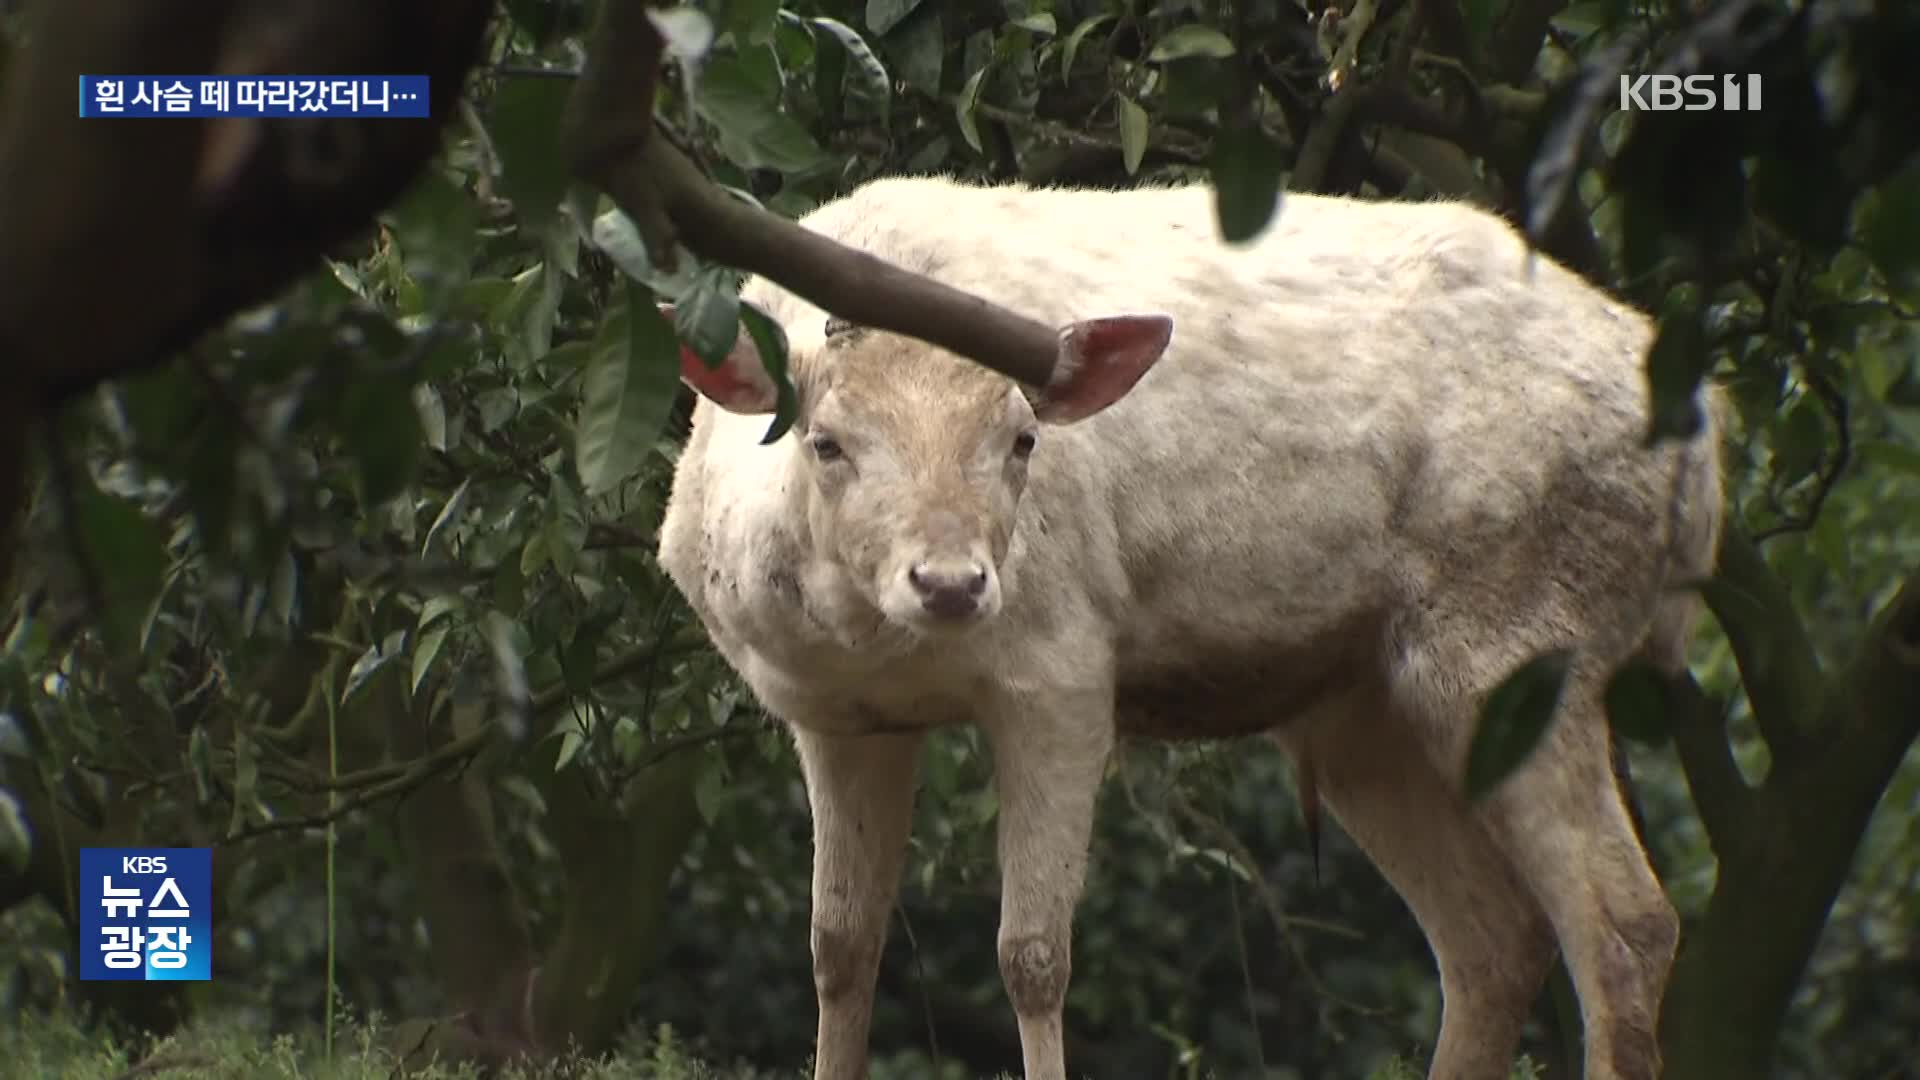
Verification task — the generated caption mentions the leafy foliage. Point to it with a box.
[2,1,1918,1079]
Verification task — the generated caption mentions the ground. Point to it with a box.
[3,1008,1547,1080]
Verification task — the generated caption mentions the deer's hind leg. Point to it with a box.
[1278,698,1558,1080]
[1391,622,1678,1080]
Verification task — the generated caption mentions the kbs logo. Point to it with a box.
[1619,73,1763,112]
[79,847,212,982]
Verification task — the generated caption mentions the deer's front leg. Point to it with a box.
[792,727,925,1080]
[983,689,1114,1080]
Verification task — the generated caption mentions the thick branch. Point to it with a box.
[1664,672,1755,860]
[1662,570,1920,1078]
[647,132,1065,388]
[529,750,703,1053]
[1703,529,1825,755]
[1490,0,1569,84]
[1815,574,1920,780]
[1293,84,1362,193]
[558,2,1068,390]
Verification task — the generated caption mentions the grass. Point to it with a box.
[1,1008,1545,1079]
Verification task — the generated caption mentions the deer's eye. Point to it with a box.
[810,434,845,462]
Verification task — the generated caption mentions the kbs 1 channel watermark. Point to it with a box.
[1619,73,1764,112]
[79,848,213,982]
[77,75,432,118]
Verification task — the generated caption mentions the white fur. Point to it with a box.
[656,176,1725,1080]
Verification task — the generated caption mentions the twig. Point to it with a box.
[1223,822,1269,1074]
[625,722,762,775]
[1167,785,1385,1021]
[1753,367,1851,543]
[224,729,483,841]
[895,900,944,1069]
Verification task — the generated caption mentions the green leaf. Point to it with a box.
[1146,25,1235,62]
[1642,299,1709,446]
[1770,396,1828,483]
[1859,439,1920,475]
[220,727,255,836]
[562,618,608,697]
[885,5,943,92]
[488,75,575,231]
[810,14,851,124]
[419,594,464,632]
[73,481,168,654]
[341,373,424,508]
[413,383,447,452]
[116,365,201,453]
[422,476,472,555]
[1013,13,1056,35]
[493,552,526,614]
[267,548,299,630]
[503,262,562,366]
[1862,165,1920,298]
[729,0,782,45]
[698,50,832,173]
[412,624,451,695]
[806,16,892,120]
[1603,661,1671,746]
[1466,649,1574,801]
[1061,13,1115,81]
[553,721,590,772]
[341,630,408,705]
[545,489,589,578]
[741,302,798,444]
[520,530,549,577]
[1810,506,1850,574]
[1209,120,1285,244]
[866,0,925,36]
[0,712,30,758]
[577,289,682,497]
[187,726,215,804]
[62,766,108,830]
[476,387,519,433]
[483,611,533,734]
[694,758,728,822]
[588,208,697,297]
[956,61,995,154]
[1117,96,1149,175]
[0,788,30,876]
[383,167,477,302]
[675,268,743,366]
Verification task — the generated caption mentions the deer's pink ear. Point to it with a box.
[1032,314,1174,424]
[662,304,777,415]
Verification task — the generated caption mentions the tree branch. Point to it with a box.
[1703,529,1825,754]
[557,2,1073,391]
[1817,572,1920,761]
[1663,568,1920,1078]
[1491,0,1570,84]
[1664,671,1755,860]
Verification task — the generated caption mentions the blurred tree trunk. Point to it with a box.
[1658,543,1920,1077]
[383,662,709,1071]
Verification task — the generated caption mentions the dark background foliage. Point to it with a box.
[1,1,1917,1078]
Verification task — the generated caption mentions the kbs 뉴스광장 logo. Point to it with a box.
[78,847,212,981]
